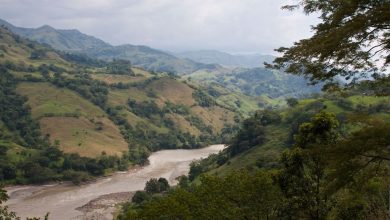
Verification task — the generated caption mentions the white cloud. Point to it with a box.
[0,0,319,53]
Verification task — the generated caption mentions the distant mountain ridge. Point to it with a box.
[0,19,110,51]
[0,18,219,74]
[174,50,275,68]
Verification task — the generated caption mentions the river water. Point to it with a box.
[5,144,225,220]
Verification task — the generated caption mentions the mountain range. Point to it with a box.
[0,19,274,73]
[174,50,275,68]
[0,18,321,98]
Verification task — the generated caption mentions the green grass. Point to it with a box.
[40,116,128,157]
[347,95,389,106]
[108,87,155,107]
[16,82,106,119]
[208,125,288,176]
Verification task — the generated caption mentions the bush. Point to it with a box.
[62,170,90,185]
[144,177,170,194]
[132,191,150,205]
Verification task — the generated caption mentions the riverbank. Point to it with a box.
[5,144,225,220]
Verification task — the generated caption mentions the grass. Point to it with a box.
[15,82,128,157]
[40,116,128,157]
[166,113,201,136]
[16,82,106,119]
[209,125,288,176]
[146,77,196,106]
[91,74,148,85]
[347,95,389,106]
[190,106,235,133]
[108,88,151,106]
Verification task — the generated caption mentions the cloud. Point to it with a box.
[0,0,319,53]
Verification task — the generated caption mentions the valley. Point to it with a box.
[5,145,225,220]
[0,1,389,218]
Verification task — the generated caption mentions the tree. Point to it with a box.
[0,187,18,219]
[326,122,390,219]
[132,171,281,220]
[132,191,150,205]
[268,0,390,86]
[286,97,299,107]
[144,177,170,194]
[277,111,340,219]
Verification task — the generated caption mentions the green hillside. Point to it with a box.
[174,50,275,68]
[185,67,322,99]
[0,27,242,184]
[119,83,390,219]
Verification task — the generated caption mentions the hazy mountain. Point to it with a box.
[0,18,218,74]
[174,50,275,68]
[86,44,219,74]
[0,18,109,51]
[185,67,322,99]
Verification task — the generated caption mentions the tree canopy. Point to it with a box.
[268,0,390,86]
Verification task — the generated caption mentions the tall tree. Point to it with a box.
[277,111,340,219]
[268,0,390,86]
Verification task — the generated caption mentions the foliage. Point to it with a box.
[286,97,298,107]
[269,0,390,86]
[0,187,18,220]
[132,191,151,205]
[192,90,215,107]
[106,59,134,75]
[228,110,281,156]
[144,178,170,194]
[127,99,162,119]
[119,171,281,220]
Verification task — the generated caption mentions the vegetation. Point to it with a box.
[116,2,390,218]
[0,26,240,185]
[185,67,322,99]
[269,0,390,87]
[119,107,390,219]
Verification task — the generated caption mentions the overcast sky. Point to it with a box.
[0,0,319,54]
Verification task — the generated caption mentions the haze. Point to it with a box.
[0,0,319,54]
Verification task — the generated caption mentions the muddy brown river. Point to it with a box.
[5,144,225,220]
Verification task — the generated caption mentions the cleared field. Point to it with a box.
[191,106,235,133]
[16,82,106,119]
[40,116,128,157]
[108,88,151,106]
[147,78,196,106]
[91,74,148,85]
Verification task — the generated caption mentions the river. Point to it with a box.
[5,144,225,220]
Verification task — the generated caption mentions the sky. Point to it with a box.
[0,0,319,54]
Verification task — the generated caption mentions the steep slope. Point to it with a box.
[191,88,390,177]
[175,50,275,68]
[0,27,240,159]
